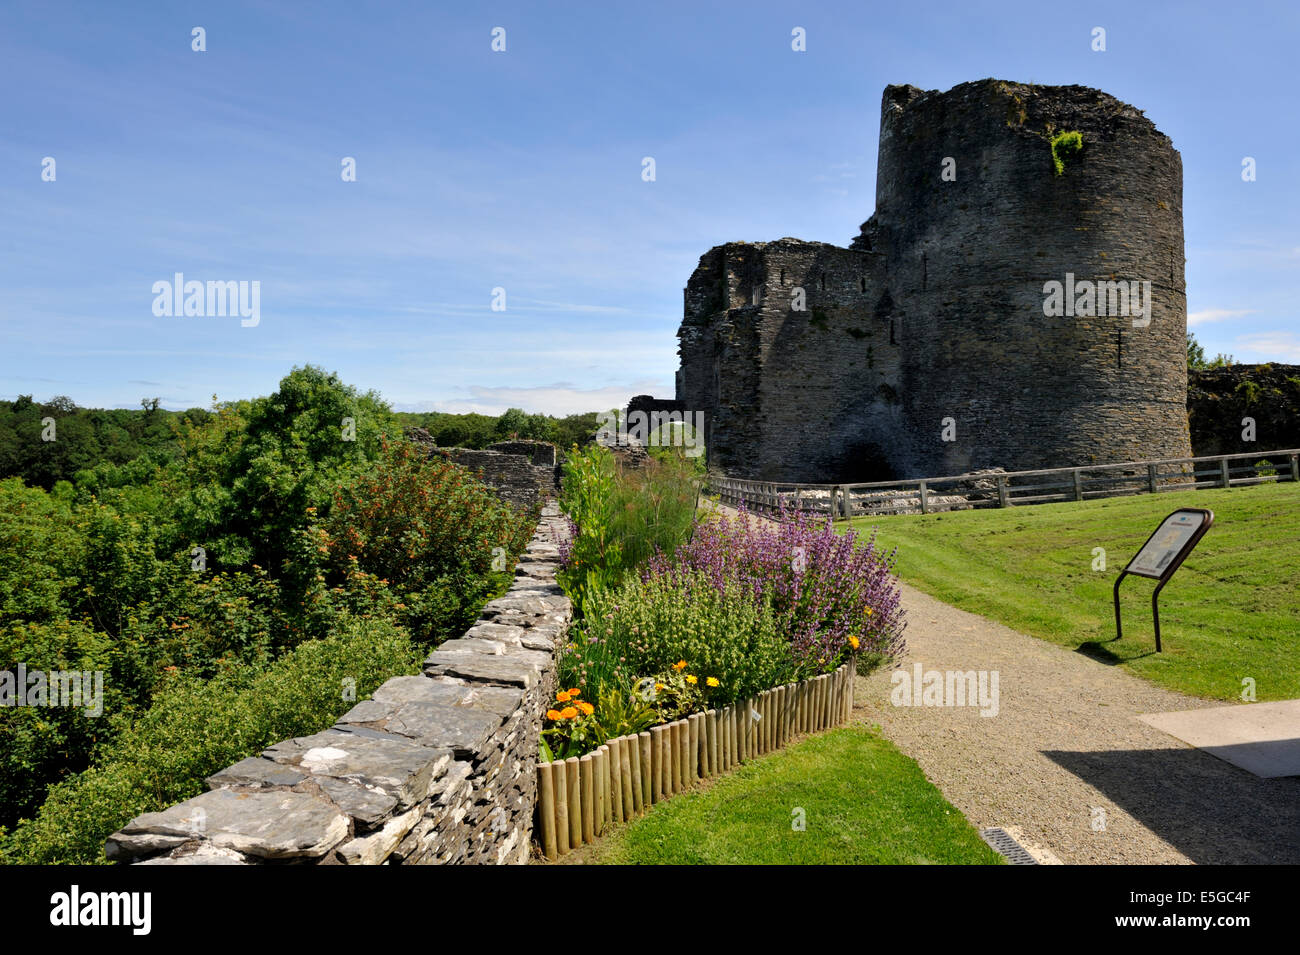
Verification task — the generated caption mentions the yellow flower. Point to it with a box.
[655,683,665,692]
[556,690,571,703]
[706,677,719,688]
[546,709,561,721]
[866,608,874,617]
[560,706,579,720]
[686,674,698,685]
[848,635,861,650]
[672,660,687,671]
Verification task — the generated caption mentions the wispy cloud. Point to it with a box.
[1232,332,1300,362]
[394,378,668,417]
[1188,308,1256,327]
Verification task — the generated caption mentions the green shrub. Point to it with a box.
[0,619,138,828]
[1050,130,1083,175]
[562,570,794,710]
[0,614,418,865]
[308,438,532,644]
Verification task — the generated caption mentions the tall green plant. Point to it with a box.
[557,444,700,618]
[608,452,700,571]
[557,445,623,617]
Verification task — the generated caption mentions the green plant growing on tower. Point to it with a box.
[1235,380,1261,405]
[1050,130,1083,175]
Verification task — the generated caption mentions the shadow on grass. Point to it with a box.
[1044,746,1300,864]
[1076,641,1159,665]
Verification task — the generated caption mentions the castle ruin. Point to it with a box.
[676,79,1193,482]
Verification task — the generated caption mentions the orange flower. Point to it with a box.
[560,706,579,720]
[577,701,594,716]
[568,688,581,697]
[672,660,687,671]
[556,690,571,703]
[546,709,561,721]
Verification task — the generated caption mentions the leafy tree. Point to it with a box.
[554,412,600,448]
[1187,331,1234,370]
[174,365,397,579]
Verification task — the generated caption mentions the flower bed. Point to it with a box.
[545,496,905,758]
[536,663,854,859]
[543,451,907,855]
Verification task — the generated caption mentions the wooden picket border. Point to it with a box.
[534,662,855,860]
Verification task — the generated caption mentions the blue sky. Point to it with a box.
[2,0,1297,414]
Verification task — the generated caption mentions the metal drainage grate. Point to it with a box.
[979,827,1039,865]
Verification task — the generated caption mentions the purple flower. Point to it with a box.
[643,502,906,671]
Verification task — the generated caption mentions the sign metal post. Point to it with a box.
[1113,507,1214,652]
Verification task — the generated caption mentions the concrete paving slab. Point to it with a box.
[1138,700,1300,778]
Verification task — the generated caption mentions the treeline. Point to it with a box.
[0,396,602,490]
[395,408,600,451]
[0,397,205,491]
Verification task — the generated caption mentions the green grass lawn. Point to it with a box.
[584,726,1002,865]
[848,483,1300,701]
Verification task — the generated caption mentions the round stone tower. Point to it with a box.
[866,79,1192,477]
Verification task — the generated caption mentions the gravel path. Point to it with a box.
[857,581,1300,864]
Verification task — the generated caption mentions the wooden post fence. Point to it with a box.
[706,449,1300,520]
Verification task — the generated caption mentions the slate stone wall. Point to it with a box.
[1188,364,1300,458]
[487,440,559,469]
[105,504,571,866]
[678,239,898,482]
[438,446,559,514]
[677,79,1193,482]
[626,394,686,420]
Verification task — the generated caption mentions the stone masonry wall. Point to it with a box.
[678,238,899,482]
[438,446,559,515]
[104,504,571,865]
[487,440,559,469]
[1188,364,1300,458]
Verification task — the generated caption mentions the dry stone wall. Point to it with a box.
[1188,364,1300,458]
[487,440,559,469]
[437,446,559,514]
[105,504,571,865]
